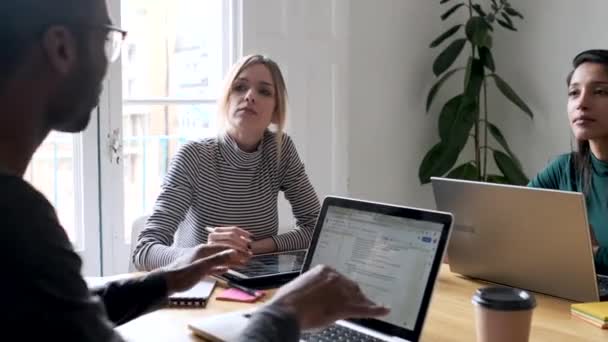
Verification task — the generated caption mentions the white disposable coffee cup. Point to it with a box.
[472,287,537,342]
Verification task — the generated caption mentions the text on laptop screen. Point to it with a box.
[308,205,443,330]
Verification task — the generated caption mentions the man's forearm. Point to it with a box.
[91,272,168,326]
[237,306,301,342]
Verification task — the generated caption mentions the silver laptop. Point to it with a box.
[431,177,608,303]
[298,196,453,341]
[189,196,453,342]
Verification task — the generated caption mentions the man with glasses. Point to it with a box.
[0,0,387,340]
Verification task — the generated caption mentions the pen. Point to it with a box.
[213,275,259,297]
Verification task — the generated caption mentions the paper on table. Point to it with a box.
[216,288,265,303]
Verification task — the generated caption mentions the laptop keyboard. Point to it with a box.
[301,324,384,342]
[598,275,608,296]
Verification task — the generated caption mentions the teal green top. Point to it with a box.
[528,153,608,274]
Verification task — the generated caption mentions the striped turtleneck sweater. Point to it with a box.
[132,130,321,271]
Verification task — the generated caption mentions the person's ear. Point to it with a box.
[42,26,78,75]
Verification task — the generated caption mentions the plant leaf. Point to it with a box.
[464,58,485,98]
[490,74,534,118]
[486,33,493,47]
[438,95,464,140]
[471,4,487,18]
[487,122,522,169]
[419,142,461,184]
[485,13,496,24]
[426,67,465,112]
[486,174,509,184]
[501,12,513,26]
[497,19,517,31]
[440,95,478,146]
[465,17,493,48]
[433,38,467,76]
[420,97,477,184]
[504,6,524,19]
[447,162,479,180]
[478,46,495,72]
[441,3,465,20]
[494,150,529,185]
[464,57,473,88]
[430,25,463,48]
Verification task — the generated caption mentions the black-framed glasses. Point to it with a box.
[101,24,128,63]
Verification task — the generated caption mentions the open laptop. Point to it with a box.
[189,196,453,342]
[431,177,608,303]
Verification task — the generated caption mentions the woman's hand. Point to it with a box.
[207,226,252,253]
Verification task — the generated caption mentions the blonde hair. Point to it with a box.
[217,54,288,157]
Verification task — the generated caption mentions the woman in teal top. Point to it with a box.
[528,49,608,275]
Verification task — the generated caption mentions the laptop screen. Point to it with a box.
[307,204,444,331]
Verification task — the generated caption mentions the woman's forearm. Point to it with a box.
[251,238,278,254]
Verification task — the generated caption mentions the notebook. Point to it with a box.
[571,302,608,329]
[168,278,216,308]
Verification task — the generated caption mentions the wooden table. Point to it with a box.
[116,265,608,341]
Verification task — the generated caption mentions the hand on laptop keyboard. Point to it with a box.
[301,324,384,342]
[263,265,390,330]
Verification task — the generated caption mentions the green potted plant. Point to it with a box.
[419,0,533,185]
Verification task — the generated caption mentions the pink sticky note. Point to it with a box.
[216,288,265,303]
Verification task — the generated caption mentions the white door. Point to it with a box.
[99,0,236,275]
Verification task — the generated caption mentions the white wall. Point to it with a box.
[241,0,607,213]
[241,0,449,212]
[487,0,608,178]
[347,0,448,209]
[241,0,351,229]
[349,0,608,209]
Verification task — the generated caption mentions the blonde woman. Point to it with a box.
[132,55,321,271]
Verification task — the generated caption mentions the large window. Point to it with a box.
[91,0,235,274]
[121,104,218,240]
[27,0,234,275]
[120,0,228,242]
[25,122,101,276]
[25,133,78,241]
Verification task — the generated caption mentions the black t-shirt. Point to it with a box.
[0,174,300,341]
[0,174,167,340]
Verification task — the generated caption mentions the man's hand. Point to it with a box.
[590,225,599,256]
[207,226,252,252]
[266,265,390,330]
[164,246,250,294]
